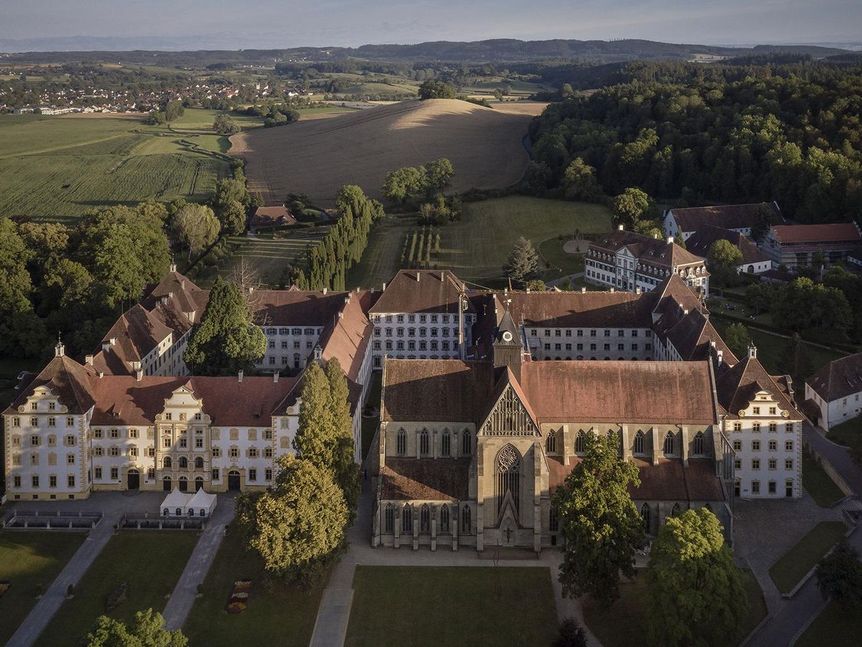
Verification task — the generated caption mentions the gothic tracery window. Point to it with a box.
[419,430,430,457]
[546,430,557,453]
[575,431,586,454]
[495,444,521,516]
[440,505,450,533]
[420,504,431,533]
[693,432,705,456]
[462,504,471,534]
[663,431,675,456]
[641,503,651,534]
[384,505,394,533]
[402,505,413,534]
[634,431,645,455]
[441,430,451,457]
[396,429,406,456]
[461,430,471,456]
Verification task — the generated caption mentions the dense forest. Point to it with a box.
[528,60,862,222]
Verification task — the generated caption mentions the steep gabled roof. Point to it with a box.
[5,353,96,415]
[504,290,656,329]
[668,202,779,232]
[663,309,738,365]
[716,355,800,419]
[318,291,374,384]
[771,223,861,245]
[652,273,704,319]
[92,304,173,373]
[250,289,352,327]
[806,352,862,402]
[686,225,771,265]
[369,269,468,314]
[590,230,706,269]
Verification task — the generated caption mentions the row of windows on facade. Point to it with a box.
[532,328,652,339]
[11,474,77,489]
[9,467,274,489]
[264,355,306,368]
[12,442,280,466]
[585,267,669,288]
[732,439,795,453]
[374,340,458,352]
[730,421,794,432]
[383,503,473,535]
[739,479,795,496]
[735,457,795,471]
[546,429,706,456]
[264,327,319,336]
[540,342,651,353]
[374,327,458,338]
[373,313,464,324]
[11,452,79,466]
[395,429,472,457]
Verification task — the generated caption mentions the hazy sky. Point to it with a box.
[1,0,860,48]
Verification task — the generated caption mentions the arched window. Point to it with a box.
[162,508,169,517]
[641,503,651,534]
[384,504,394,533]
[163,456,172,469]
[549,506,559,532]
[546,430,557,453]
[194,457,204,469]
[462,430,471,456]
[420,504,431,533]
[495,444,521,516]
[663,432,675,456]
[693,432,704,456]
[440,505,450,533]
[179,476,188,492]
[671,502,681,516]
[419,430,430,457]
[195,476,204,491]
[462,505,471,535]
[575,431,586,454]
[179,456,188,469]
[402,505,413,534]
[200,509,206,517]
[175,507,182,516]
[441,430,451,457]
[634,431,645,455]
[396,429,407,456]
[188,508,195,516]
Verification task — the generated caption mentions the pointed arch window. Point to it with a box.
[495,444,521,516]
[396,429,407,456]
[462,504,472,535]
[663,431,675,456]
[420,504,431,533]
[441,430,451,457]
[634,431,645,455]
[693,432,705,456]
[461,430,471,456]
[440,505,450,533]
[402,505,413,534]
[419,430,430,457]
[546,430,557,454]
[641,503,651,534]
[575,431,586,454]
[384,504,394,533]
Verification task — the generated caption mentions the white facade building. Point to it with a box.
[806,353,862,431]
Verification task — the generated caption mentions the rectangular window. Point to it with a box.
[68,475,76,488]
[752,459,760,470]
[752,440,760,451]
[768,481,776,494]
[752,480,760,494]
[733,422,742,432]
[249,468,257,481]
[785,459,794,470]
[49,475,57,488]
[785,441,793,451]
[752,423,761,433]
[94,467,103,480]
[111,467,119,479]
[67,454,75,464]
[32,475,39,488]
[265,468,273,481]
[212,468,220,481]
[768,458,777,470]
[732,440,742,451]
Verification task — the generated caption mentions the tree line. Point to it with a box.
[528,61,862,223]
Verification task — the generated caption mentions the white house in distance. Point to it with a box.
[663,202,781,241]
[685,226,773,275]
[585,226,710,296]
[805,353,862,430]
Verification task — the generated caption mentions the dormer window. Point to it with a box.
[48,402,55,411]
[31,402,37,411]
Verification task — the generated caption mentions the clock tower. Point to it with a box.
[493,305,523,378]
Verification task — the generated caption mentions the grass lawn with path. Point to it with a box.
[796,599,862,647]
[0,532,85,644]
[583,569,765,647]
[345,566,558,647]
[802,450,846,507]
[36,531,198,647]
[184,527,327,647]
[768,521,847,594]
[826,416,862,455]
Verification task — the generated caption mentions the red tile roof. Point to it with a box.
[806,351,862,402]
[381,458,471,500]
[250,289,352,327]
[716,355,800,419]
[369,270,468,314]
[503,290,655,329]
[590,230,705,270]
[5,353,97,415]
[770,223,861,245]
[669,202,779,233]
[685,226,771,265]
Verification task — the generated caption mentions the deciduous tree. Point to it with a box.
[816,539,862,610]
[172,204,220,260]
[611,187,652,227]
[562,158,600,201]
[723,323,752,359]
[646,508,748,647]
[86,608,187,647]
[553,433,644,607]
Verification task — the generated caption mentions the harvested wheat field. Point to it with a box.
[231,99,536,207]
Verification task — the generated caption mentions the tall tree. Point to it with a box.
[563,158,601,202]
[325,358,360,512]
[0,218,44,356]
[236,455,348,582]
[86,608,187,647]
[184,277,266,375]
[723,323,752,359]
[611,188,652,228]
[553,433,644,607]
[646,508,748,647]
[218,199,247,236]
[816,539,862,610]
[503,236,540,286]
[172,204,220,260]
[424,158,455,194]
[294,361,334,462]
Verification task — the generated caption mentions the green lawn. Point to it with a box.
[184,527,327,647]
[796,599,862,647]
[0,532,85,644]
[583,569,765,647]
[346,566,558,647]
[37,532,198,647]
[826,416,862,455]
[768,522,847,594]
[803,450,846,507]
[348,197,612,290]
[537,236,586,282]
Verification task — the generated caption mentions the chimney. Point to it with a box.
[238,370,244,383]
[667,236,674,245]
[635,287,641,294]
[653,232,660,239]
[581,287,586,293]
[84,355,94,366]
[169,263,177,273]
[54,341,65,357]
[98,371,104,379]
[273,372,279,383]
[610,287,614,293]
[323,287,328,295]
[748,344,757,359]
[617,224,624,231]
[525,287,530,293]
[717,349,724,365]
[416,273,420,282]
[135,369,143,381]
[338,311,343,319]
[382,282,387,291]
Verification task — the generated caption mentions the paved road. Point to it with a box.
[7,510,123,647]
[803,421,862,495]
[163,497,236,630]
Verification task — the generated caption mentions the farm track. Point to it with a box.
[0,133,130,160]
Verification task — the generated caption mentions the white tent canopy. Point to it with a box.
[186,489,217,517]
[161,489,192,517]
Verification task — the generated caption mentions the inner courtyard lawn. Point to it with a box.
[768,521,847,594]
[583,569,765,647]
[826,416,862,455]
[345,566,558,647]
[802,450,846,507]
[184,527,327,647]
[36,531,198,647]
[795,599,862,647]
[0,532,85,644]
